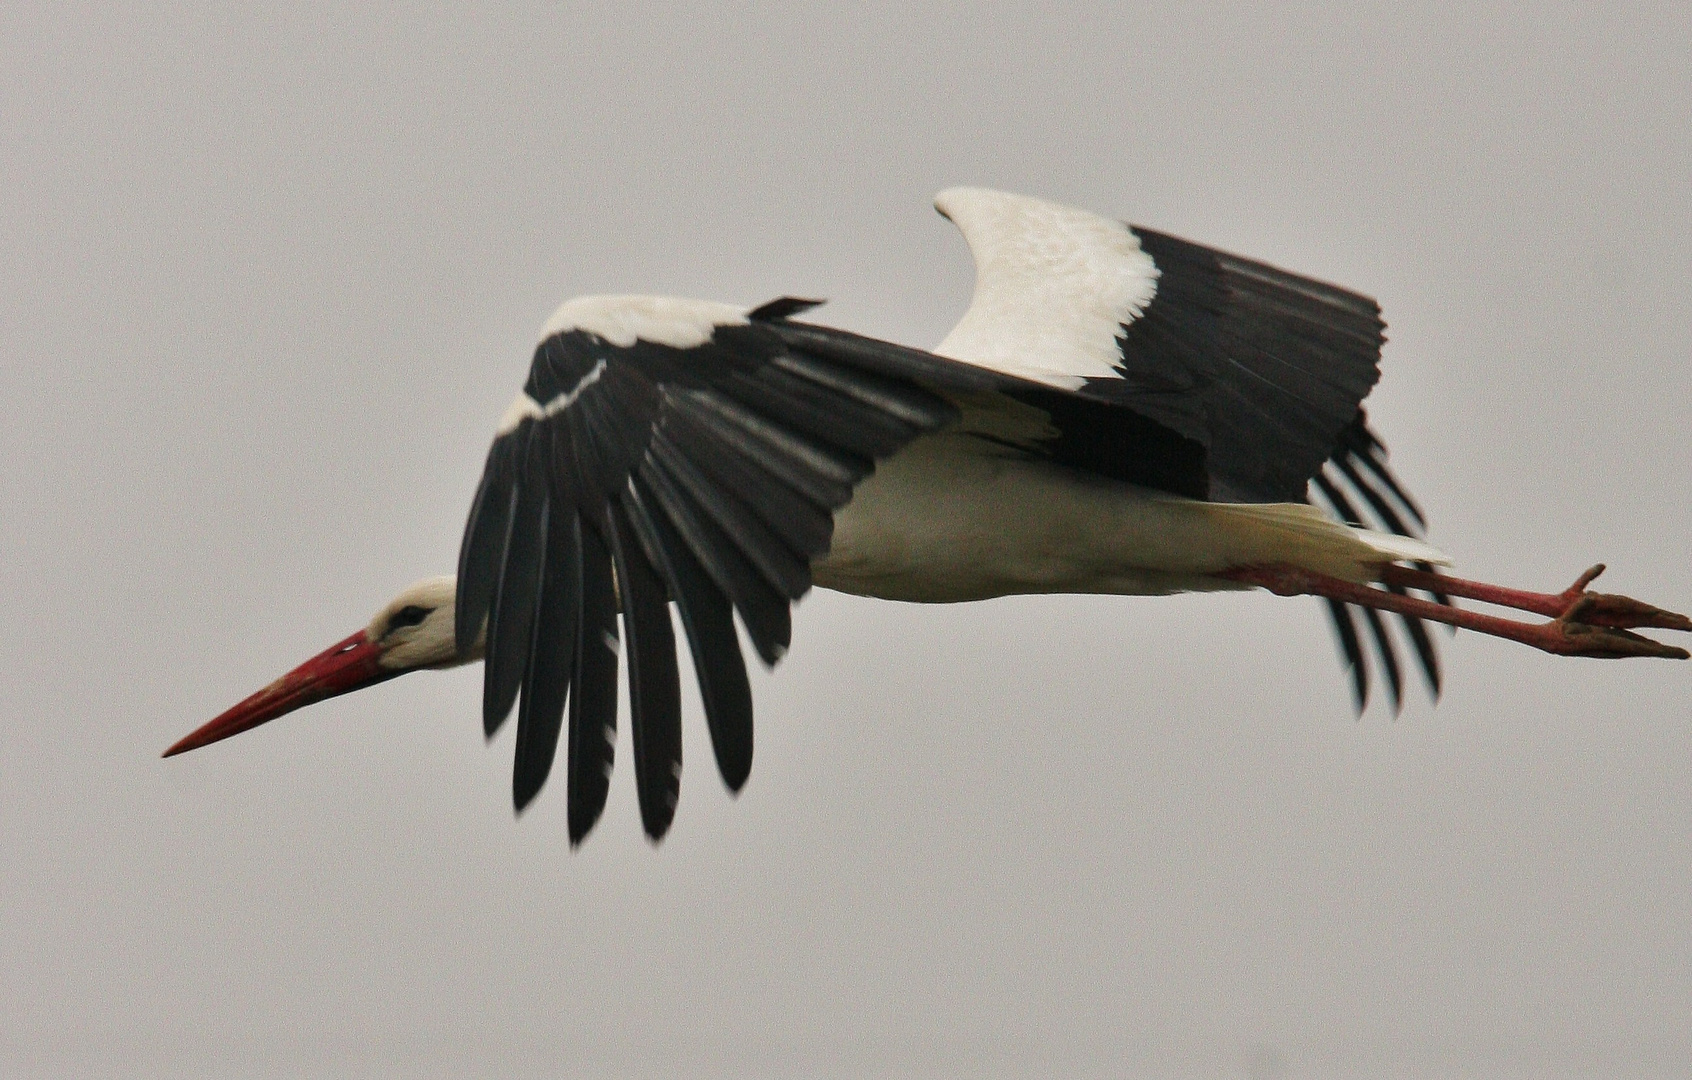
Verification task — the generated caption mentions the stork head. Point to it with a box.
[163,576,478,758]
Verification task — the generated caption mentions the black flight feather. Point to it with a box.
[626,473,754,791]
[667,387,861,509]
[1324,597,1368,713]
[1311,469,1439,701]
[512,502,581,812]
[483,438,549,737]
[636,450,793,664]
[1338,417,1426,530]
[655,412,835,555]
[721,367,911,461]
[1384,580,1441,700]
[607,499,684,840]
[1358,603,1403,715]
[566,520,619,845]
[645,433,812,599]
[456,438,516,655]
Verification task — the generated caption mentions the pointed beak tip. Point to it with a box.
[161,730,212,758]
[162,628,391,763]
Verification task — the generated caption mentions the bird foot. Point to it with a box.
[1542,616,1691,660]
[1554,568,1692,632]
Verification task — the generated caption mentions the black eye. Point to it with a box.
[387,605,432,633]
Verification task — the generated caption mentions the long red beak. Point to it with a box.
[163,629,398,757]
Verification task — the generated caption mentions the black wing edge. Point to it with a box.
[1122,227,1387,506]
[1308,410,1449,714]
[460,310,961,842]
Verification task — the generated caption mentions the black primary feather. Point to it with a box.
[483,438,549,736]
[1384,580,1441,700]
[1357,604,1403,715]
[1338,417,1426,529]
[1324,597,1368,712]
[1116,227,1385,503]
[1311,421,1441,706]
[608,498,684,840]
[635,449,793,664]
[645,433,813,599]
[456,438,517,655]
[654,413,834,557]
[512,501,581,812]
[566,520,619,844]
[626,473,754,792]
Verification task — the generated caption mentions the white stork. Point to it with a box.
[165,187,1689,843]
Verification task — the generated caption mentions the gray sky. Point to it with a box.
[4,4,1688,1077]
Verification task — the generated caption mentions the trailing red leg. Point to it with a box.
[1379,563,1692,632]
[1220,564,1690,660]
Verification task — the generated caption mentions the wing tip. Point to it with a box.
[719,753,752,795]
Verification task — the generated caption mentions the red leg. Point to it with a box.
[1379,563,1692,631]
[1220,564,1690,660]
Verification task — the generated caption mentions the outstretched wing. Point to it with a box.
[456,296,957,842]
[931,187,1441,709]
[931,186,1386,504]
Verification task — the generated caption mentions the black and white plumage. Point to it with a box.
[457,188,1444,842]
[456,297,960,838]
[168,187,1687,843]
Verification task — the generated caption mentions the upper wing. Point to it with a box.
[932,187,1385,504]
[929,187,1440,711]
[455,296,957,842]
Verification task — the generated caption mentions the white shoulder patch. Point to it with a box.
[539,294,748,350]
[932,187,1157,389]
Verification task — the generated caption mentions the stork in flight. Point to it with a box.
[165,187,1689,843]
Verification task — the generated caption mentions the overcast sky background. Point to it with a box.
[4,4,1689,1078]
